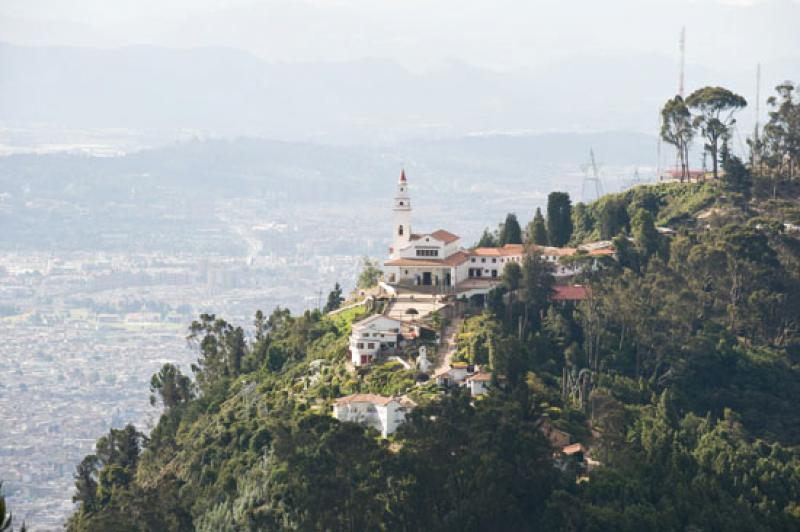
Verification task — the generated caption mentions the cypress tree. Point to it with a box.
[546,192,573,246]
[527,207,548,245]
[499,213,523,245]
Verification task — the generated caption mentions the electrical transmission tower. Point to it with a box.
[580,149,604,203]
[627,168,643,189]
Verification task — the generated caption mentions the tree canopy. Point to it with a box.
[356,257,382,289]
[66,165,800,532]
[686,86,747,179]
[661,95,694,180]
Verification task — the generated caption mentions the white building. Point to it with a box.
[332,393,416,437]
[382,170,614,297]
[463,371,492,396]
[349,314,403,366]
[434,363,493,396]
[434,362,473,387]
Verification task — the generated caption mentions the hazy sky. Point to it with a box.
[2,0,798,72]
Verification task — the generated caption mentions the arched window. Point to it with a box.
[398,225,404,236]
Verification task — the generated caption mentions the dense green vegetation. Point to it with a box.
[0,483,25,532]
[66,84,800,530]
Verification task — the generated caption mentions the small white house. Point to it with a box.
[350,315,403,367]
[434,362,473,387]
[463,371,492,396]
[332,393,416,437]
[435,363,492,396]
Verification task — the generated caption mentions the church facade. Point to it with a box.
[382,170,613,296]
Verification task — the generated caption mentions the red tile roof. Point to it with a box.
[562,443,586,455]
[430,229,460,243]
[552,285,590,301]
[666,168,705,178]
[471,244,584,258]
[466,371,492,382]
[409,229,460,244]
[335,393,396,406]
[384,250,469,267]
[536,245,578,257]
[471,244,525,257]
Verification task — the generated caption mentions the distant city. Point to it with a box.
[0,132,647,528]
[0,249,362,526]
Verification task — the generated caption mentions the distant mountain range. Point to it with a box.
[0,42,787,144]
[0,133,657,251]
[0,132,658,202]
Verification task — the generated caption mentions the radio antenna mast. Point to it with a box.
[751,63,762,168]
[678,26,686,97]
[754,63,761,141]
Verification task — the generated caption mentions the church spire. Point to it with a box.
[399,168,407,182]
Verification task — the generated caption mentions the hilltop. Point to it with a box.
[63,168,800,531]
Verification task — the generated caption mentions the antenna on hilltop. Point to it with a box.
[632,168,642,186]
[752,62,762,168]
[580,149,604,202]
[678,26,686,98]
[754,63,762,140]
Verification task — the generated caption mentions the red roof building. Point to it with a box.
[552,285,590,301]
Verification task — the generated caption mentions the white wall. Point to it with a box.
[333,400,406,438]
[397,235,445,259]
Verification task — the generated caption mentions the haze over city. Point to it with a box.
[0,0,798,529]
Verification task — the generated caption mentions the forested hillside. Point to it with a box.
[64,166,800,531]
[63,83,800,529]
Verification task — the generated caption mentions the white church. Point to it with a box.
[382,170,613,297]
[347,170,614,368]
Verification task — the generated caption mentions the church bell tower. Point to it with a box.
[392,169,411,258]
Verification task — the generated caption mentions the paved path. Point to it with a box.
[327,296,370,316]
[432,316,463,375]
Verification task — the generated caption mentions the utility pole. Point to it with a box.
[753,63,762,168]
[678,26,686,98]
[657,111,663,180]
[675,26,686,178]
[755,63,761,133]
